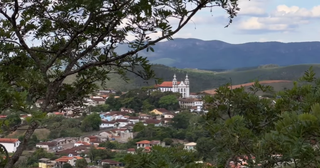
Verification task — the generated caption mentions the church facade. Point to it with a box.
[155,74,190,98]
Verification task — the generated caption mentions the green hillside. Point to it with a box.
[65,64,320,92]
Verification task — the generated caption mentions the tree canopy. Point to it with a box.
[204,67,320,167]
[0,0,239,167]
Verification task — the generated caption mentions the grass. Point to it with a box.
[6,125,50,140]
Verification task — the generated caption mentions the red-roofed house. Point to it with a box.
[101,159,123,167]
[0,138,20,153]
[36,141,58,151]
[136,140,164,149]
[127,148,136,154]
[55,156,84,167]
[155,74,190,98]
[74,141,90,147]
[144,119,163,127]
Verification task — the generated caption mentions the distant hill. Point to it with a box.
[116,38,320,69]
[65,64,320,92]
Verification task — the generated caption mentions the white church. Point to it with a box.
[155,74,205,112]
[155,74,190,98]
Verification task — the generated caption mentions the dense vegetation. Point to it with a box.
[92,88,181,112]
[200,67,320,167]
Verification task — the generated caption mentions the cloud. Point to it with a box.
[273,5,320,18]
[237,5,320,33]
[237,0,269,16]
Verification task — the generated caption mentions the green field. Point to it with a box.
[63,64,320,92]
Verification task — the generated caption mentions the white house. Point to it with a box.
[179,98,204,112]
[128,117,140,124]
[115,119,129,127]
[155,74,190,98]
[36,141,58,151]
[184,142,197,151]
[0,138,20,153]
[162,112,175,119]
[74,141,90,147]
[100,120,116,128]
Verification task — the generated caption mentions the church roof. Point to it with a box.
[155,81,181,88]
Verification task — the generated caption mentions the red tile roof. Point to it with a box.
[145,119,162,124]
[155,108,169,113]
[75,141,91,145]
[0,115,7,119]
[136,140,150,144]
[155,81,180,88]
[0,138,19,143]
[55,156,83,162]
[101,159,121,165]
[127,148,135,151]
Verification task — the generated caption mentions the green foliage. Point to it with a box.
[42,115,82,139]
[90,104,110,113]
[62,163,73,168]
[158,95,179,110]
[204,67,320,167]
[196,137,215,161]
[81,113,102,132]
[0,144,8,167]
[171,112,194,129]
[0,0,240,166]
[105,95,122,111]
[133,122,145,132]
[22,148,57,167]
[18,135,39,150]
[123,146,203,168]
[88,147,114,164]
[106,88,180,112]
[163,138,173,146]
[75,159,88,168]
[0,113,22,133]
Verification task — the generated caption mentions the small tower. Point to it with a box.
[172,74,178,92]
[184,74,190,98]
[185,74,189,85]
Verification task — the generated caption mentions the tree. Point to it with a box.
[0,0,239,167]
[124,145,209,168]
[163,138,173,146]
[62,163,73,168]
[81,113,102,132]
[75,159,88,168]
[171,112,193,129]
[0,113,22,133]
[204,67,320,167]
[158,95,179,110]
[196,137,215,161]
[99,141,116,149]
[133,122,145,132]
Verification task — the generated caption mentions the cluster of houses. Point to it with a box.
[99,108,177,130]
[34,137,197,168]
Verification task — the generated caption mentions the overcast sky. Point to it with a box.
[170,0,320,44]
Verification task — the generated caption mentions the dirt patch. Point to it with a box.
[203,80,292,95]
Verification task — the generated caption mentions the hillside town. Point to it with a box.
[1,0,319,167]
[0,74,213,168]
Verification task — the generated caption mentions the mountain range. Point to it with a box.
[116,38,320,69]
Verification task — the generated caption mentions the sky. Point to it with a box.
[169,0,320,44]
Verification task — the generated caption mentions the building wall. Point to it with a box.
[36,144,49,151]
[0,141,20,153]
[158,74,190,98]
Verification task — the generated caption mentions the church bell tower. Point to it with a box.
[184,74,190,97]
